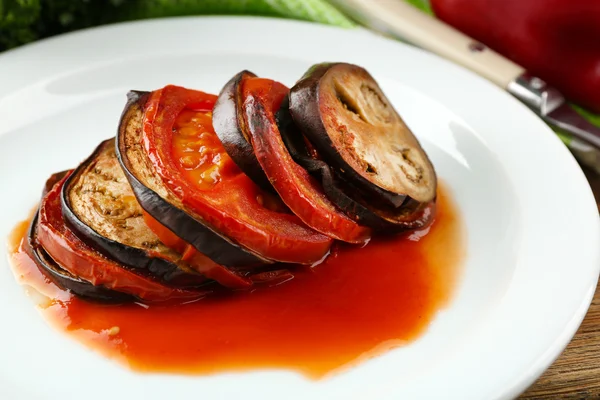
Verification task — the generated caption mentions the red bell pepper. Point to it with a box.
[431,0,600,113]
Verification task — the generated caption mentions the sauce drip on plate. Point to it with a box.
[8,184,463,378]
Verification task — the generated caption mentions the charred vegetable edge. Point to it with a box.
[115,90,272,268]
[288,62,436,208]
[213,70,273,190]
[61,139,208,288]
[28,212,133,303]
[278,94,435,232]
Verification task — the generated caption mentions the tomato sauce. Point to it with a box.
[7,184,463,379]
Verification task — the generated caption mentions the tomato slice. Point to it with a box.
[142,85,332,264]
[143,212,295,287]
[241,77,372,244]
[36,173,208,303]
[142,211,253,289]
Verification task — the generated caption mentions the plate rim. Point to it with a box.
[0,15,598,400]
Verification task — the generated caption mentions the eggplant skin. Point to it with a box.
[28,209,132,303]
[278,94,435,232]
[116,90,270,268]
[62,139,207,288]
[289,62,436,207]
[36,172,131,302]
[213,70,272,190]
[331,178,436,232]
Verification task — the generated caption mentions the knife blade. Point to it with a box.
[330,0,600,173]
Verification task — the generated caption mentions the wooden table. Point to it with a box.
[520,166,600,399]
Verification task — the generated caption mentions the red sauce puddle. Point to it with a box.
[7,184,463,379]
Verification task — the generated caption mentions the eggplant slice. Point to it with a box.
[239,76,371,243]
[213,70,272,190]
[38,172,212,303]
[27,211,132,303]
[33,172,132,303]
[62,139,207,288]
[116,91,271,268]
[289,62,437,206]
[278,94,435,232]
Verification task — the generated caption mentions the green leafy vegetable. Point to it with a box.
[0,0,352,52]
[120,0,353,27]
[404,0,433,15]
[0,0,40,50]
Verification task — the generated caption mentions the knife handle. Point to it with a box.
[333,0,525,88]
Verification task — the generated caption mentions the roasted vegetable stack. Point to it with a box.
[26,62,437,303]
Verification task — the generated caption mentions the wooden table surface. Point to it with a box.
[520,166,600,399]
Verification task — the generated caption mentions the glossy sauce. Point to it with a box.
[172,109,239,190]
[8,185,463,378]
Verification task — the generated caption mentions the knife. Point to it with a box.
[330,0,600,173]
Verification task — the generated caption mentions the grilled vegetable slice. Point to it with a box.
[26,172,132,302]
[36,173,209,303]
[62,139,208,288]
[239,75,371,243]
[28,212,132,303]
[289,62,437,206]
[43,170,69,196]
[117,91,268,268]
[279,95,435,232]
[141,211,252,289]
[213,70,271,190]
[143,211,294,287]
[117,87,332,266]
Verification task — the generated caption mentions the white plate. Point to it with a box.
[0,16,598,400]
